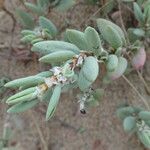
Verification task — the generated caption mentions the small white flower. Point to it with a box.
[45,78,54,87]
[50,67,62,76]
[57,75,67,83]
[76,56,84,66]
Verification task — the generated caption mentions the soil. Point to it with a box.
[0,0,150,150]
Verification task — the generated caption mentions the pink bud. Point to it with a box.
[132,48,146,70]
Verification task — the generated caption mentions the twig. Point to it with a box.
[122,75,150,110]
[79,0,114,27]
[29,111,48,150]
[117,0,130,46]
[137,70,150,95]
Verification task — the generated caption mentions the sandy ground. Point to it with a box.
[0,0,150,150]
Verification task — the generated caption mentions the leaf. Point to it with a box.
[86,96,100,107]
[144,3,150,24]
[137,130,150,148]
[46,85,61,121]
[133,28,145,37]
[39,16,58,37]
[37,71,53,77]
[97,18,126,48]
[7,100,38,113]
[6,87,36,102]
[131,47,146,70]
[37,0,49,7]
[21,30,36,36]
[16,9,34,29]
[78,70,92,91]
[32,41,80,54]
[39,51,75,64]
[42,88,53,102]
[21,34,37,43]
[100,1,116,15]
[107,57,127,80]
[84,26,102,56]
[3,124,12,141]
[127,28,139,42]
[66,29,88,50]
[133,2,144,25]
[106,54,118,72]
[6,92,36,105]
[103,25,122,49]
[25,2,45,15]
[82,56,99,82]
[85,0,98,4]
[116,106,135,120]
[19,72,52,90]
[5,76,45,89]
[139,111,150,121]
[31,38,43,44]
[122,0,134,2]
[123,116,136,132]
[93,88,104,100]
[55,0,75,11]
[0,141,3,150]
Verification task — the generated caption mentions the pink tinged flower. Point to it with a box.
[132,48,146,70]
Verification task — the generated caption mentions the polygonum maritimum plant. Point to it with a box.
[3,0,150,147]
[5,19,129,119]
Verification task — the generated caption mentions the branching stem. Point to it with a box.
[122,75,150,110]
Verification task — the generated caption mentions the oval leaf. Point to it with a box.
[5,76,45,89]
[133,2,144,25]
[7,100,38,113]
[123,116,136,132]
[137,131,150,148]
[82,56,99,82]
[7,87,36,102]
[107,57,127,80]
[106,54,118,72]
[139,111,150,121]
[84,26,102,56]
[39,51,75,64]
[32,41,80,54]
[97,18,126,48]
[46,85,61,121]
[66,29,88,50]
[16,9,34,29]
[39,16,57,37]
[132,47,146,70]
[78,70,92,91]
[6,92,36,105]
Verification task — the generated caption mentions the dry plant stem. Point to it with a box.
[137,70,150,95]
[79,0,114,26]
[122,75,150,110]
[29,111,48,150]
[126,53,150,95]
[117,0,130,46]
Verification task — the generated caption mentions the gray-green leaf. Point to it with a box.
[123,116,136,132]
[32,41,80,54]
[46,85,61,121]
[84,26,102,56]
[16,9,34,29]
[39,16,58,37]
[39,51,75,64]
[7,100,38,113]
